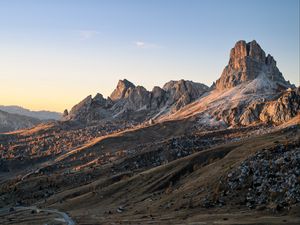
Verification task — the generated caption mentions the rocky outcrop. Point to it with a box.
[239,102,265,126]
[163,80,209,111]
[65,94,112,122]
[110,79,135,101]
[111,85,151,112]
[260,87,300,124]
[64,79,209,123]
[150,86,168,110]
[220,87,300,126]
[216,40,292,90]
[63,109,69,117]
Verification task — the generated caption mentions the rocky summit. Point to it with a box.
[64,79,209,123]
[216,40,292,90]
[110,79,136,101]
[162,40,299,127]
[62,40,298,128]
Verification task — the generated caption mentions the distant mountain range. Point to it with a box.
[63,79,209,123]
[0,105,61,120]
[0,109,41,133]
[0,105,61,132]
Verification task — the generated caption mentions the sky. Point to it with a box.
[0,0,299,112]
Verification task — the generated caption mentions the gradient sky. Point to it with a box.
[0,0,299,112]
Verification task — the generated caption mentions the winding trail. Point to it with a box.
[0,206,75,225]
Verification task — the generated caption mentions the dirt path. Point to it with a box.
[0,206,75,225]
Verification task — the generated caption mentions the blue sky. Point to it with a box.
[0,0,299,111]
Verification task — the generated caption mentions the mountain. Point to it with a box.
[0,109,41,133]
[110,79,136,101]
[0,105,62,120]
[161,40,298,127]
[64,40,297,128]
[215,40,292,90]
[63,79,209,123]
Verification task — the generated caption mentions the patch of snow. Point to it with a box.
[240,73,276,95]
[197,113,226,127]
[159,74,278,123]
[136,105,147,112]
[152,105,169,119]
[112,109,126,118]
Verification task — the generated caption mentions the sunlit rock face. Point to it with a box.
[163,41,298,127]
[216,40,291,90]
[110,79,136,101]
[163,79,209,111]
[63,40,297,126]
[63,79,209,123]
[238,87,300,126]
[259,87,300,124]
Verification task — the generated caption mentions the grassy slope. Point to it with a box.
[42,125,300,224]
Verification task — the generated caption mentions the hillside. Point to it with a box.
[0,120,299,224]
[0,110,41,133]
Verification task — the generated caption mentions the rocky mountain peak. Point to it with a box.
[63,78,209,123]
[92,93,108,106]
[110,79,136,101]
[162,79,209,111]
[216,40,291,90]
[229,40,266,68]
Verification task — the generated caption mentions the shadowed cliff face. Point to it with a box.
[216,40,291,90]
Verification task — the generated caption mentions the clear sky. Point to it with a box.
[0,0,299,112]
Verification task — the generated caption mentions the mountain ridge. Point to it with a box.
[0,109,41,133]
[63,79,209,123]
[0,105,62,121]
[63,40,297,127]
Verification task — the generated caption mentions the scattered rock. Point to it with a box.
[214,141,300,211]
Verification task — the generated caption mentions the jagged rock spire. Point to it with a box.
[63,79,208,123]
[216,40,291,90]
[110,79,136,101]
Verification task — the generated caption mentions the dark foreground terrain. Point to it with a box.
[0,116,299,224]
